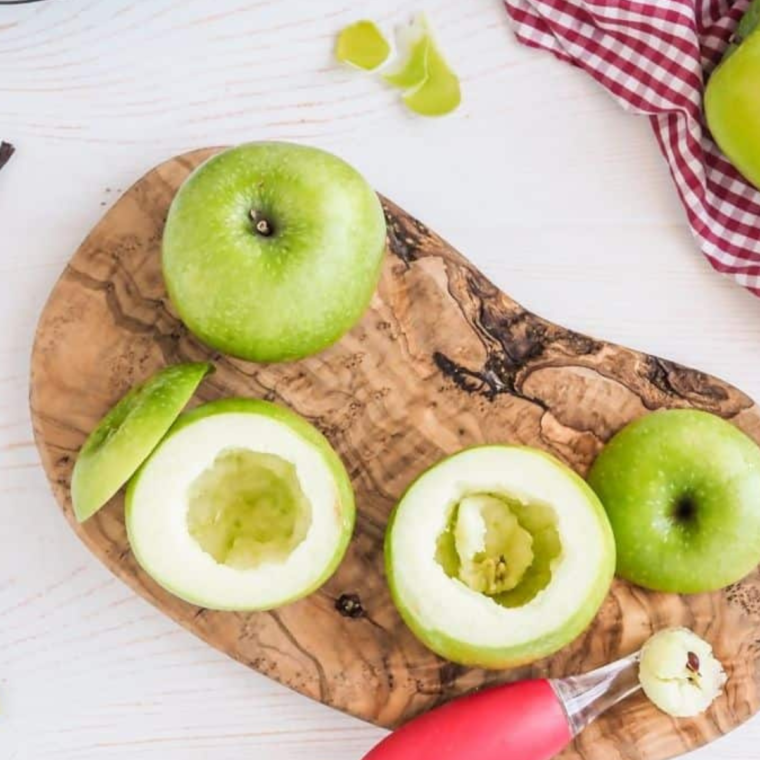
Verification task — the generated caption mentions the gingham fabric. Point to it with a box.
[504,0,760,296]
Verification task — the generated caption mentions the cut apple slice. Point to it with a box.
[71,362,212,523]
[336,20,391,71]
[126,398,355,611]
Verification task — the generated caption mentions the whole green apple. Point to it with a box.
[162,142,387,363]
[71,362,212,522]
[385,445,615,668]
[705,0,760,189]
[126,397,355,611]
[588,409,760,594]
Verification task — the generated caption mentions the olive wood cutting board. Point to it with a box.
[30,148,760,760]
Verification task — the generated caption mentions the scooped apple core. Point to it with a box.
[187,448,312,570]
[435,493,562,606]
[638,628,727,717]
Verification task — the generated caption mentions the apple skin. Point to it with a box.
[125,397,356,610]
[162,142,387,363]
[71,362,212,523]
[704,0,760,190]
[385,446,615,669]
[588,409,760,594]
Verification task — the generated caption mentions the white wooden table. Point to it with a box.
[3,1,760,758]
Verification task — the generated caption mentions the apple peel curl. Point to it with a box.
[385,14,461,117]
[336,14,461,117]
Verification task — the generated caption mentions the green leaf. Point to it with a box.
[725,0,760,59]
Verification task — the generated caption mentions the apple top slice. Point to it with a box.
[71,362,213,522]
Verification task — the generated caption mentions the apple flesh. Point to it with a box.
[588,409,760,593]
[126,398,355,611]
[638,628,726,717]
[385,446,615,668]
[71,362,212,522]
[162,142,387,363]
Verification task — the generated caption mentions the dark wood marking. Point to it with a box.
[0,141,14,172]
[336,593,365,619]
[29,148,760,759]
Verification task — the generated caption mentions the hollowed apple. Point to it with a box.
[385,446,615,668]
[126,398,355,611]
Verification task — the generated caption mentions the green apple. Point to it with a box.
[704,0,760,189]
[162,142,387,363]
[588,409,760,593]
[71,362,212,522]
[385,446,615,668]
[126,398,355,611]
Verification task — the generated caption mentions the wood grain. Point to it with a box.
[29,148,760,760]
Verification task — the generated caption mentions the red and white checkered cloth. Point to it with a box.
[504,0,760,296]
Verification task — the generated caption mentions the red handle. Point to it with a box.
[363,679,572,760]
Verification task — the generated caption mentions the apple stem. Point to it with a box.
[249,209,273,237]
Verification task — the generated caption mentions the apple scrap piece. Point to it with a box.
[639,628,727,718]
[385,15,461,117]
[335,20,390,71]
[336,14,461,117]
[71,362,213,522]
[383,17,429,89]
[402,42,461,117]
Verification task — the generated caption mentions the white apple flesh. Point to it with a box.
[639,628,726,717]
[126,398,355,611]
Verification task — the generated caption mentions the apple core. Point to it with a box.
[435,493,561,607]
[187,449,312,570]
[638,628,726,717]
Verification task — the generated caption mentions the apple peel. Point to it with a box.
[383,16,429,88]
[335,20,390,71]
[385,15,461,117]
[402,42,461,117]
[639,628,727,718]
